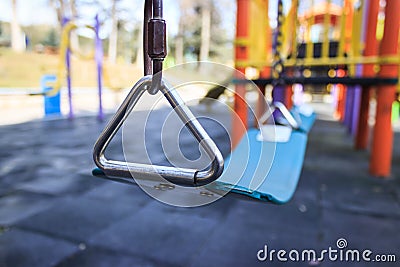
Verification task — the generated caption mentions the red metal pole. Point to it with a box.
[285,86,293,109]
[336,85,347,121]
[285,69,293,109]
[233,0,250,147]
[370,0,400,177]
[355,0,380,150]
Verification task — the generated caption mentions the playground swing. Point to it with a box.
[92,0,315,204]
[210,0,315,203]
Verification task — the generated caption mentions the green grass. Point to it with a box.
[0,47,142,90]
[0,48,234,92]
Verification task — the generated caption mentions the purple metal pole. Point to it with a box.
[350,4,369,137]
[272,0,286,106]
[95,15,104,121]
[272,85,286,103]
[351,85,362,136]
[63,17,74,119]
[344,88,354,130]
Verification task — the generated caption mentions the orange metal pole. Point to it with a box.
[338,0,354,124]
[355,0,380,150]
[370,0,400,177]
[233,0,250,147]
[256,68,270,127]
[256,0,271,127]
[334,69,347,121]
[284,0,296,110]
[335,84,347,121]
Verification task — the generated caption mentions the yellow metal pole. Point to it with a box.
[338,0,348,58]
[69,25,96,60]
[306,0,315,60]
[322,0,332,59]
[46,22,98,97]
[44,21,77,97]
[349,0,364,76]
[235,54,400,69]
[291,0,299,61]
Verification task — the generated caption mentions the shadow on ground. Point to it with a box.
[0,103,399,267]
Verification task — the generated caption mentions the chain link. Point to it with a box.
[143,0,167,95]
[272,0,285,87]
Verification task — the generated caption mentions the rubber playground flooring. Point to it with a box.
[0,102,399,267]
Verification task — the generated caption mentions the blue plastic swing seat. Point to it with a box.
[92,107,316,205]
[209,109,316,204]
[296,110,317,134]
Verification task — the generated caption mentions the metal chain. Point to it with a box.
[143,0,167,95]
[272,0,285,87]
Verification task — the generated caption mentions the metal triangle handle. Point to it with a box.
[93,76,224,187]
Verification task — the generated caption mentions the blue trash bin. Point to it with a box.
[41,75,61,116]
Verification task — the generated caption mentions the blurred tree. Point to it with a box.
[199,0,211,62]
[69,0,79,49]
[48,0,78,51]
[49,0,89,26]
[42,28,60,47]
[100,0,140,64]
[11,0,24,52]
[49,0,66,27]
[22,24,58,47]
[174,0,230,64]
[48,0,101,51]
[108,0,121,64]
[45,0,152,65]
[175,0,190,64]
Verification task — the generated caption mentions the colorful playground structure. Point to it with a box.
[43,16,104,120]
[92,0,399,206]
[233,0,400,178]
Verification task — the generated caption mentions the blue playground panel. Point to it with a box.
[41,75,61,116]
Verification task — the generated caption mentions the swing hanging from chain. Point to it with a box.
[92,0,224,187]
